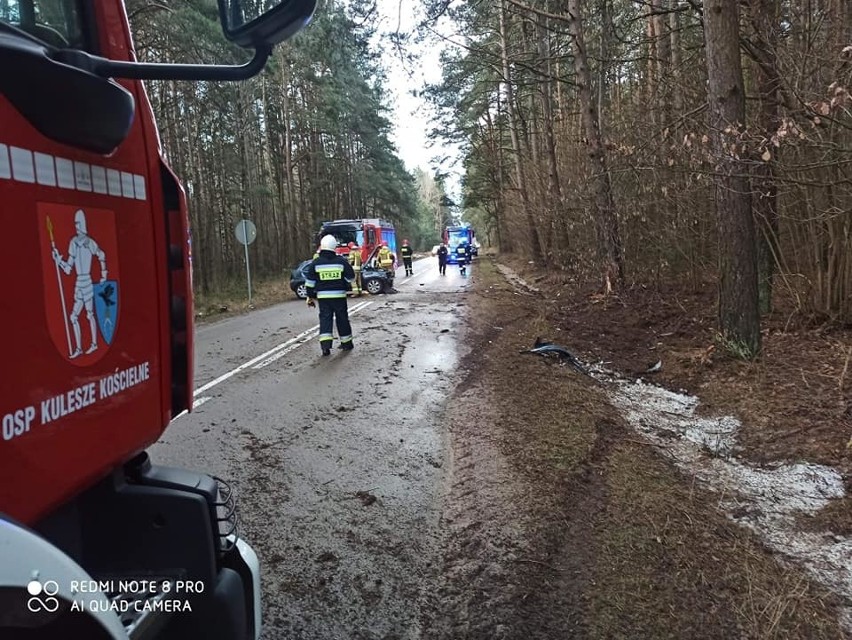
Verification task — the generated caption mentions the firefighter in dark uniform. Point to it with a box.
[400,239,414,276]
[457,242,468,276]
[305,234,356,355]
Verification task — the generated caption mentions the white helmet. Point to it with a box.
[319,235,338,251]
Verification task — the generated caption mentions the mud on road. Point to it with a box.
[235,294,463,640]
[157,257,846,639]
[155,262,469,639]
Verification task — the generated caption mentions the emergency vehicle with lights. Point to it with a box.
[443,225,476,264]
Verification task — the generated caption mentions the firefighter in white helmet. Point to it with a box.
[305,235,356,355]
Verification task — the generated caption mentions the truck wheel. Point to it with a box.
[295,283,308,299]
[364,278,383,295]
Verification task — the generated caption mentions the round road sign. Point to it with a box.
[235,219,257,246]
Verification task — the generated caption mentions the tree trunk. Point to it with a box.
[536,13,566,260]
[748,0,781,315]
[499,0,543,262]
[567,0,624,286]
[704,0,761,356]
[280,67,297,263]
[670,8,683,121]
[653,0,671,124]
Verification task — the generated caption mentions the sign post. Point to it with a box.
[235,219,257,306]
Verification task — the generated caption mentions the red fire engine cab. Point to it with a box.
[317,218,397,267]
[0,1,316,638]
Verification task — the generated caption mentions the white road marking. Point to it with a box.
[253,300,374,369]
[192,300,374,396]
[251,336,315,369]
[398,259,436,286]
[193,324,317,396]
[173,395,213,420]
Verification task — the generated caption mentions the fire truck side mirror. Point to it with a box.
[0,0,317,152]
[47,0,318,82]
[218,0,318,49]
[0,33,135,155]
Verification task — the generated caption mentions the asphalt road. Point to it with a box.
[150,255,474,639]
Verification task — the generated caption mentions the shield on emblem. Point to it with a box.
[94,280,119,345]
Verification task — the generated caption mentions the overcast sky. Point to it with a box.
[373,0,461,198]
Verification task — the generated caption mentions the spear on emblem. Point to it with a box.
[47,216,73,356]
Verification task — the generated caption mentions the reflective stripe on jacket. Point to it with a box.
[305,250,356,300]
[378,247,394,267]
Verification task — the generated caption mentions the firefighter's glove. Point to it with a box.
[306,298,316,308]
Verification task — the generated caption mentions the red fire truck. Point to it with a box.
[317,218,397,267]
[0,1,316,638]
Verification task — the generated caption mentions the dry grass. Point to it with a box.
[452,257,845,639]
[590,444,843,639]
[194,276,294,323]
[495,255,852,539]
[802,494,852,536]
[458,258,605,483]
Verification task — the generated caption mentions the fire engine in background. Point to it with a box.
[317,218,398,267]
[443,225,476,264]
[0,1,316,638]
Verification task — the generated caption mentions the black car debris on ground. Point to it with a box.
[289,259,395,299]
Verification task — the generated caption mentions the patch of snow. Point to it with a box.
[496,264,540,293]
[604,374,852,627]
[612,378,740,456]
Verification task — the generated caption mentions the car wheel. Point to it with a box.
[295,283,308,299]
[364,278,384,295]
